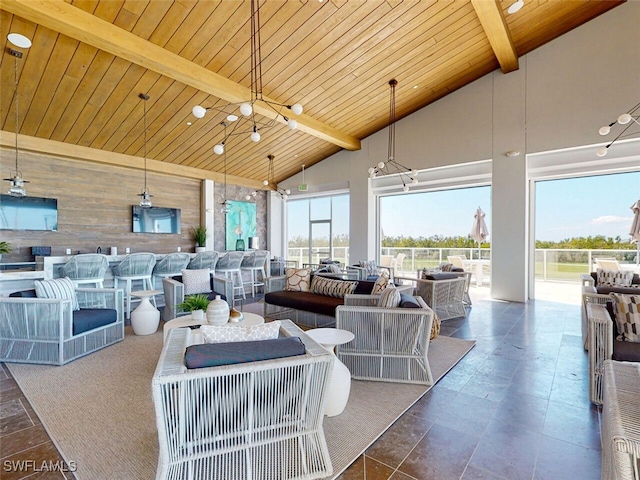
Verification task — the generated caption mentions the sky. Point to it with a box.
[287,171,639,243]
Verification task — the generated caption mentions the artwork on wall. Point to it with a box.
[225,200,257,251]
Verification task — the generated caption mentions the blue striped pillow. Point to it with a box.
[34,277,80,311]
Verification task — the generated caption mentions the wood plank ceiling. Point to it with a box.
[0,0,623,186]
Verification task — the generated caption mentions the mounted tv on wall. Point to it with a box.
[0,194,58,231]
[132,205,181,234]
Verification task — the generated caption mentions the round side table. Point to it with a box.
[130,289,162,335]
[306,328,355,417]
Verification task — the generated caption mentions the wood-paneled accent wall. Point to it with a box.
[1,148,201,261]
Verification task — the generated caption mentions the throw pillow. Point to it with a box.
[597,268,634,287]
[181,268,212,295]
[439,263,454,272]
[359,260,378,277]
[285,268,310,292]
[200,320,281,344]
[371,270,390,294]
[430,312,441,340]
[377,286,401,308]
[310,276,357,298]
[610,293,640,342]
[327,263,343,274]
[34,277,80,311]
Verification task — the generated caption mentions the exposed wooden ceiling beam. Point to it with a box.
[1,0,361,151]
[471,0,519,73]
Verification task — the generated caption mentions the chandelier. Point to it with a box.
[4,33,32,197]
[246,154,291,201]
[191,0,303,154]
[138,93,153,208]
[596,101,640,157]
[368,79,418,192]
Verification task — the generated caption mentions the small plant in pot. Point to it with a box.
[0,241,11,262]
[177,294,210,321]
[190,226,209,253]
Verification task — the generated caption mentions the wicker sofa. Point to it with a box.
[152,321,334,480]
[0,287,124,365]
[264,275,412,328]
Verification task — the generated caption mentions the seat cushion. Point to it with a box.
[612,339,640,362]
[72,308,118,336]
[185,336,306,369]
[354,281,376,295]
[9,289,37,298]
[265,291,344,317]
[423,272,460,281]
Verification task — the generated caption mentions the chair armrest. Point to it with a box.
[162,277,185,322]
[264,276,286,294]
[588,303,615,404]
[346,266,367,280]
[344,294,380,307]
[0,296,74,339]
[581,274,595,287]
[211,274,234,308]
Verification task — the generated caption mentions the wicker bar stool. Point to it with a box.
[58,253,109,288]
[215,251,246,300]
[113,253,157,319]
[152,252,191,288]
[187,251,219,273]
[241,250,268,297]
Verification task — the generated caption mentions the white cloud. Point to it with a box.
[591,215,632,225]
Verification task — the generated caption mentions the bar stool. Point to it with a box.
[215,251,246,300]
[241,250,268,297]
[153,252,191,288]
[187,251,219,273]
[58,253,109,288]
[112,253,157,319]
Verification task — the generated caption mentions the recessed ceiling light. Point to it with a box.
[413,85,418,89]
[7,33,32,49]
[507,0,524,15]
[226,114,239,122]
[186,121,192,126]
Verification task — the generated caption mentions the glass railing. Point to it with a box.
[285,246,639,284]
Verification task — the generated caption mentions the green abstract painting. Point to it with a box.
[225,200,257,251]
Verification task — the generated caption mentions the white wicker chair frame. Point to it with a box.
[152,321,334,480]
[58,253,109,288]
[395,275,467,321]
[335,294,434,385]
[162,275,234,321]
[601,360,640,480]
[582,286,611,351]
[0,288,125,365]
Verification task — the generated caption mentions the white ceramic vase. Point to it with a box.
[195,246,206,253]
[206,295,229,325]
[191,309,205,321]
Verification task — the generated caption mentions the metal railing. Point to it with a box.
[285,246,639,283]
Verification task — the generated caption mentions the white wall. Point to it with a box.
[279,2,640,302]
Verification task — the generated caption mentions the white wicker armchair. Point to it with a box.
[0,287,124,365]
[152,321,334,480]
[335,294,434,385]
[395,274,467,321]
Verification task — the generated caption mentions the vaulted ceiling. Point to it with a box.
[0,0,623,187]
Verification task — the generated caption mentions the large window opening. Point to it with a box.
[286,194,350,267]
[379,186,491,280]
[533,171,640,303]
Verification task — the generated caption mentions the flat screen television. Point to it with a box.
[0,194,58,231]
[132,205,181,234]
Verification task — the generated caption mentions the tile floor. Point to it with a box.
[0,294,601,480]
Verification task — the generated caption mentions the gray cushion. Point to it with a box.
[399,293,421,308]
[185,336,306,369]
[73,309,118,335]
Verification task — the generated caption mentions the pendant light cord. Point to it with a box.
[13,56,19,172]
[143,96,148,191]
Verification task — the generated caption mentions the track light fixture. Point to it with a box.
[596,101,640,157]
[192,0,303,155]
[367,79,418,192]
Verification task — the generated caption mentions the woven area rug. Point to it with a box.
[8,327,474,480]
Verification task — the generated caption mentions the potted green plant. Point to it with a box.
[0,241,11,263]
[177,293,210,321]
[190,226,209,253]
